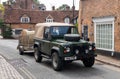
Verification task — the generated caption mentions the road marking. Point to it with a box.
[19,67,36,79]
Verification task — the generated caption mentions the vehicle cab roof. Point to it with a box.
[34,22,74,39]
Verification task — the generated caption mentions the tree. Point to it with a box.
[9,0,16,4]
[0,4,5,14]
[0,19,12,38]
[34,0,40,4]
[57,4,70,11]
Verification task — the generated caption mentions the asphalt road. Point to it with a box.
[0,39,120,79]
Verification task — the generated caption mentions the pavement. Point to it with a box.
[0,55,24,79]
[96,54,120,68]
[0,53,120,79]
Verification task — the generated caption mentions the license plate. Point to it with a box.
[64,56,77,61]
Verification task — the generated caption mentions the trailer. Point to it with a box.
[17,29,35,55]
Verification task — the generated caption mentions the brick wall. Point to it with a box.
[8,0,39,10]
[78,0,120,52]
[11,24,35,30]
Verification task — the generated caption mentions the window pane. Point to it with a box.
[96,23,113,50]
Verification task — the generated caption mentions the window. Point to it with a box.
[21,17,30,23]
[51,26,78,36]
[64,17,70,23]
[93,17,115,51]
[32,4,35,9]
[15,29,22,35]
[95,23,113,50]
[46,19,53,23]
[46,15,53,23]
[44,27,50,39]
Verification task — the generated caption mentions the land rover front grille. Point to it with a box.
[71,45,89,54]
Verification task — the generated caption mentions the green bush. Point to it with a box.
[2,25,12,38]
[0,19,12,38]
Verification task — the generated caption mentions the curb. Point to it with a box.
[96,59,120,68]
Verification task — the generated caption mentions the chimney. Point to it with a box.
[52,6,55,10]
[72,6,75,10]
[66,6,70,11]
[3,1,12,10]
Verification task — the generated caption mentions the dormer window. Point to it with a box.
[64,17,70,23]
[46,15,53,23]
[20,16,30,23]
[46,19,53,22]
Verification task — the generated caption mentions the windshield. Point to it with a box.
[51,26,78,36]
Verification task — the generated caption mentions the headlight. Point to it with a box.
[66,47,70,52]
[75,49,79,54]
[85,49,89,54]
[89,46,92,50]
[64,47,70,53]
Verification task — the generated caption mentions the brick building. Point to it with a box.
[4,9,78,29]
[4,0,42,10]
[78,0,120,57]
[3,0,78,38]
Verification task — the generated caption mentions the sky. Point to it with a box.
[1,0,79,10]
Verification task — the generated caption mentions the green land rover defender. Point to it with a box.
[34,22,97,71]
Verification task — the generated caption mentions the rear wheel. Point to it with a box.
[52,52,63,71]
[82,57,95,67]
[34,47,42,62]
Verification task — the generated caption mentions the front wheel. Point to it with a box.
[34,47,42,62]
[52,52,63,71]
[82,57,95,67]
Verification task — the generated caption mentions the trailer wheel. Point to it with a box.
[19,47,24,55]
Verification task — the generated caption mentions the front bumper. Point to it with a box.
[63,53,97,61]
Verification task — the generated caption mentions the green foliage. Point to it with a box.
[9,0,16,4]
[34,0,40,4]
[75,22,78,28]
[57,4,70,10]
[2,25,12,38]
[0,4,5,14]
[0,19,12,38]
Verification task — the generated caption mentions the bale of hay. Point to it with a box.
[18,29,35,50]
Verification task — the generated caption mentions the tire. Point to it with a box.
[52,52,63,71]
[19,48,24,55]
[82,57,95,67]
[64,34,80,42]
[34,47,42,62]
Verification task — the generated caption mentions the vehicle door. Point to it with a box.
[41,27,51,55]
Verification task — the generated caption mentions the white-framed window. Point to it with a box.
[21,17,30,23]
[46,15,54,23]
[46,19,53,23]
[93,17,115,51]
[32,4,35,9]
[64,17,70,23]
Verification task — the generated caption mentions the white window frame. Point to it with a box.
[21,17,30,23]
[93,17,115,51]
[64,17,70,23]
[46,19,53,23]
